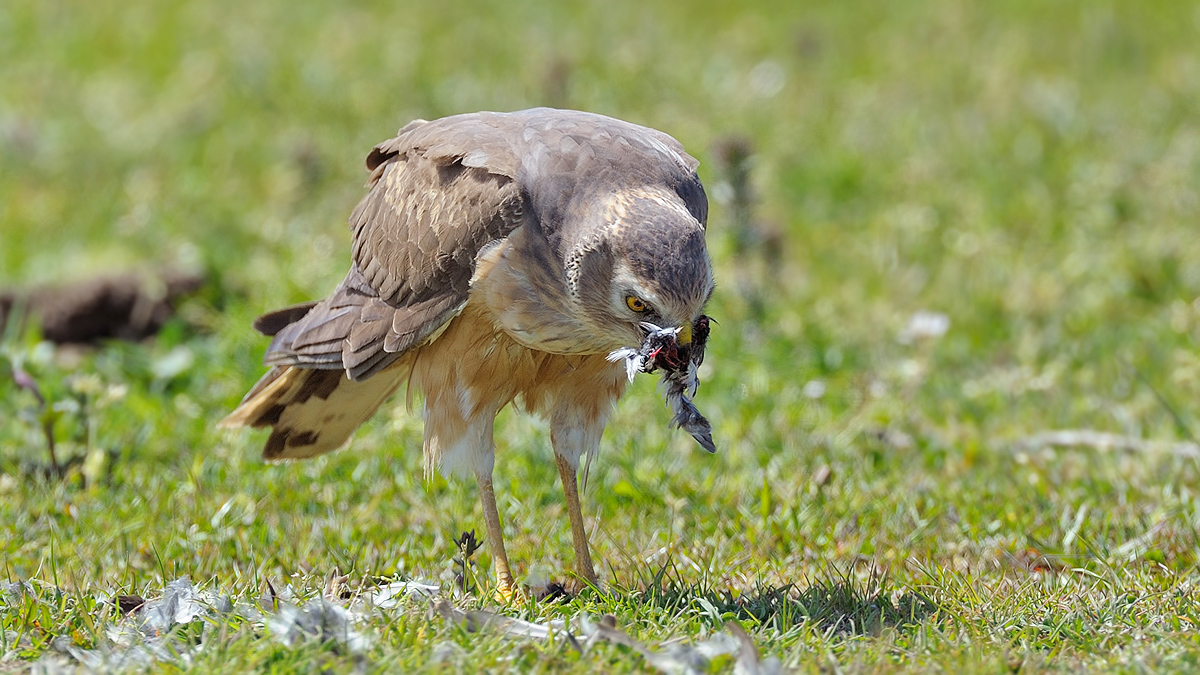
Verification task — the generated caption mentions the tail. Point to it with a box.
[220,364,406,460]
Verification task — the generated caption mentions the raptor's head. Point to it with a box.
[568,186,717,451]
[569,186,714,358]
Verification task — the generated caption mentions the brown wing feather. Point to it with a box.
[253,302,318,336]
[258,118,527,381]
[351,131,525,307]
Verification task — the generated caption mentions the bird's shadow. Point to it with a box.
[615,562,939,636]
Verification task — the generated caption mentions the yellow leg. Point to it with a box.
[556,453,598,590]
[476,472,516,598]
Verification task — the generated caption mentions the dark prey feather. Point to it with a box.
[607,318,715,453]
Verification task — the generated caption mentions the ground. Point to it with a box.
[3,0,1200,672]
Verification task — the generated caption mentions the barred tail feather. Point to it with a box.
[219,364,406,460]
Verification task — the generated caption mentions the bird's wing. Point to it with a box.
[261,115,527,380]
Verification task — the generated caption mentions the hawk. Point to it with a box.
[221,108,716,595]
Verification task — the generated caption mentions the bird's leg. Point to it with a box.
[547,362,624,592]
[475,471,516,597]
[555,452,598,589]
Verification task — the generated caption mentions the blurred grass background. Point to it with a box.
[4,0,1200,671]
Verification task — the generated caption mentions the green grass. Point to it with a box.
[4,0,1200,671]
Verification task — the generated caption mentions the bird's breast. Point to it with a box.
[470,231,618,356]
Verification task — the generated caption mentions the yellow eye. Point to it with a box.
[625,295,648,312]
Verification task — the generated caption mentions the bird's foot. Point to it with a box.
[490,581,526,605]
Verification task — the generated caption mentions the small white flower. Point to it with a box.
[898,310,950,344]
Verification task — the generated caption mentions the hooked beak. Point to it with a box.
[677,321,692,346]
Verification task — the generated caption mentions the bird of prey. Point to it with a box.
[221,108,716,595]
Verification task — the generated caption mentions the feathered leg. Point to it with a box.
[547,361,622,591]
[423,391,518,598]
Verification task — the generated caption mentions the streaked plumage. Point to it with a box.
[222,108,715,593]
